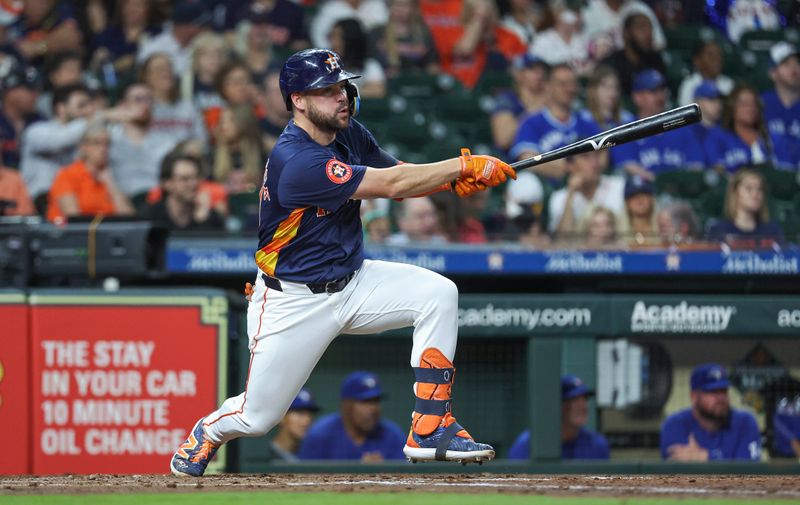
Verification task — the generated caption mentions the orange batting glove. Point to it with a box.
[455,148,516,197]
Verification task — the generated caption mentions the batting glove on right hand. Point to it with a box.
[455,148,516,198]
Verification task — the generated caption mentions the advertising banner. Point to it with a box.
[0,291,30,475]
[29,291,227,475]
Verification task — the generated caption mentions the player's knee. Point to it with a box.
[244,413,281,436]
[432,276,459,312]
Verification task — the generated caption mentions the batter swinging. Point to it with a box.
[170,48,516,476]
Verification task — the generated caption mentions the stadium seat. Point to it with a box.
[759,166,799,201]
[655,170,715,199]
[474,70,513,98]
[664,25,725,53]
[739,29,797,53]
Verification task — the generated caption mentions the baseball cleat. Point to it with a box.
[169,418,220,477]
[403,420,495,464]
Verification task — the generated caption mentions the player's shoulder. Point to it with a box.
[378,417,406,439]
[661,408,693,429]
[729,408,759,428]
[307,413,344,436]
[579,427,608,447]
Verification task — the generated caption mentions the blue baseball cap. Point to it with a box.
[289,387,320,411]
[694,80,720,100]
[562,374,594,400]
[624,176,655,199]
[632,69,666,92]
[512,53,548,71]
[691,363,730,392]
[341,371,383,401]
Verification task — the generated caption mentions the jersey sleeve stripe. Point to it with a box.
[255,207,308,276]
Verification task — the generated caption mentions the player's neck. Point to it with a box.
[775,85,799,107]
[294,115,336,145]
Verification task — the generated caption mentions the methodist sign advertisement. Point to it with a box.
[28,290,227,475]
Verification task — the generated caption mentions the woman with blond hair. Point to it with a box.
[707,168,784,246]
[182,32,227,114]
[585,65,634,130]
[212,105,265,194]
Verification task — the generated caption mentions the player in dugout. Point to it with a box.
[169,48,515,477]
[660,363,761,461]
[508,374,610,460]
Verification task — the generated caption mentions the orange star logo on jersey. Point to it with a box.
[326,159,352,184]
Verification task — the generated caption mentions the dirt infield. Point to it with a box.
[2,474,800,499]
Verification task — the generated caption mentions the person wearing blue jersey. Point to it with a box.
[614,69,705,180]
[691,81,723,148]
[706,84,795,173]
[299,372,406,461]
[170,48,515,477]
[508,374,609,460]
[510,63,599,181]
[267,387,320,462]
[660,363,761,462]
[762,42,800,168]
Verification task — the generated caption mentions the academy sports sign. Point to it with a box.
[629,300,737,334]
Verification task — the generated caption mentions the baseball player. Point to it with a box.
[169,48,515,477]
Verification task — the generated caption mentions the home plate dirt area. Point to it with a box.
[2,474,800,499]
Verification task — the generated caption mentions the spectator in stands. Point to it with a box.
[233,7,276,86]
[260,70,291,155]
[707,84,794,174]
[363,208,392,243]
[615,69,704,180]
[142,153,225,231]
[599,12,665,95]
[657,201,701,246]
[772,395,800,459]
[0,65,41,169]
[9,0,82,66]
[585,65,634,130]
[36,51,83,118]
[370,0,440,78]
[707,168,784,248]
[420,0,526,89]
[707,0,782,44]
[47,123,133,222]
[452,190,489,243]
[140,53,207,148]
[182,32,226,116]
[500,0,543,47]
[108,82,178,199]
[299,371,406,461]
[329,18,386,99]
[548,151,625,241]
[387,196,447,245]
[691,81,723,146]
[583,206,622,249]
[502,171,549,247]
[21,84,97,207]
[509,374,609,460]
[531,3,591,75]
[310,0,388,49]
[230,1,309,51]
[137,0,210,76]
[619,176,658,246]
[268,387,320,462]
[92,0,156,79]
[581,0,666,52]
[490,54,548,155]
[762,42,800,169]
[677,40,734,107]
[205,60,258,132]
[212,105,265,194]
[0,163,35,216]
[510,63,599,180]
[661,363,761,461]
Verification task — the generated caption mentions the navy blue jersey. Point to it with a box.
[660,408,761,461]
[508,428,609,460]
[297,413,406,460]
[762,90,800,165]
[255,119,396,282]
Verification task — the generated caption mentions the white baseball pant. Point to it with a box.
[202,259,459,444]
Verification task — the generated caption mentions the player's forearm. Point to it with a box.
[354,159,460,199]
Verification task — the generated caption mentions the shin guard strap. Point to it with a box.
[435,421,464,461]
[414,397,452,416]
[413,367,454,384]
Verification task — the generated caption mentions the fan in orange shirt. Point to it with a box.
[419,0,526,89]
[0,165,35,216]
[47,124,134,222]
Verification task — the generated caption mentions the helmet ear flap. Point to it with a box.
[345,81,360,117]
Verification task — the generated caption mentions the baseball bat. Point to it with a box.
[509,103,701,171]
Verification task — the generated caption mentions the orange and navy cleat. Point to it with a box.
[170,418,220,477]
[404,413,494,464]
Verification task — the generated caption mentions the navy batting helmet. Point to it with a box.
[279,48,361,114]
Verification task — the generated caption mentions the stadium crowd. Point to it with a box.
[0,0,798,250]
